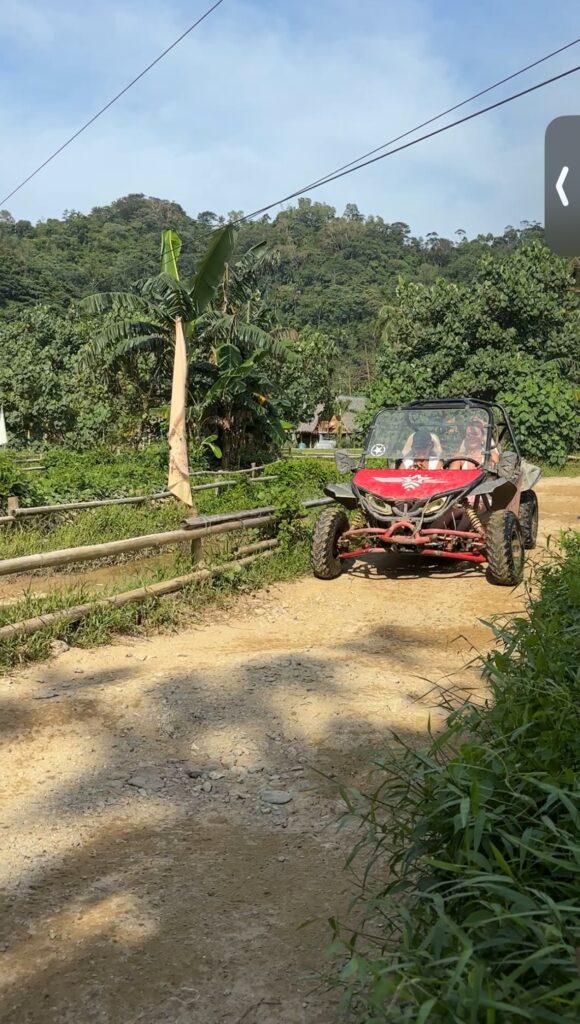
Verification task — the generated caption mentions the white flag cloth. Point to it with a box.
[0,407,7,446]
[167,318,193,506]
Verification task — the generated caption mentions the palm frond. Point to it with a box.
[199,312,295,360]
[81,323,169,368]
[82,291,144,314]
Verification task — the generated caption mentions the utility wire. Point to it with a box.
[286,36,580,198]
[238,62,580,223]
[0,0,226,207]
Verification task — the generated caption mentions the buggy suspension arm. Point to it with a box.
[338,524,485,562]
[343,525,483,543]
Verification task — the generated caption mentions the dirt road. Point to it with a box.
[0,478,577,1024]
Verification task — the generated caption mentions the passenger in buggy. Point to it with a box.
[450,416,500,470]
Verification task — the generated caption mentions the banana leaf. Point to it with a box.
[190,224,236,315]
[160,229,182,280]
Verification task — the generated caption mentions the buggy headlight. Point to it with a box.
[423,497,447,516]
[367,495,393,516]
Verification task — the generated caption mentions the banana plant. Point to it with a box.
[189,342,289,468]
[82,228,294,458]
[81,225,237,367]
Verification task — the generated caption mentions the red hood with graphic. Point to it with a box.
[353,468,483,501]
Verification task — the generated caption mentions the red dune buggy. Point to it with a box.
[311,398,540,586]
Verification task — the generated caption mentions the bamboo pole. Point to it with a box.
[190,479,236,493]
[0,547,277,641]
[12,493,172,516]
[10,479,237,519]
[0,513,276,577]
[189,461,282,477]
[234,538,278,557]
[182,496,332,531]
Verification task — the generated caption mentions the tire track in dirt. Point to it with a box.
[0,478,577,1024]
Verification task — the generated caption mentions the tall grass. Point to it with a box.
[330,533,580,1022]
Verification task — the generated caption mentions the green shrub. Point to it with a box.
[38,444,170,502]
[0,451,43,508]
[498,376,579,467]
[331,534,580,1022]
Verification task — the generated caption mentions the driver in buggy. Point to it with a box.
[399,427,443,470]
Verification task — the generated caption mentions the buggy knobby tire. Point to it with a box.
[520,490,539,549]
[485,510,525,586]
[311,508,349,580]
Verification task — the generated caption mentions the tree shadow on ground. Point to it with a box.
[0,625,482,1024]
[0,697,32,738]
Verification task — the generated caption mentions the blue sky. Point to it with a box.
[0,0,579,236]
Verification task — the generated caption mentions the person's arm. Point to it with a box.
[430,433,443,457]
[401,433,414,457]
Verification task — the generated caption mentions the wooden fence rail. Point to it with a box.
[2,475,280,522]
[0,541,279,641]
[10,492,173,517]
[0,497,332,578]
[0,495,336,641]
[0,514,275,577]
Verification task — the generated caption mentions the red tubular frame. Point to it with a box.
[338,524,487,564]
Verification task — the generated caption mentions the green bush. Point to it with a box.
[331,534,580,1022]
[0,451,43,508]
[38,444,170,502]
[498,376,579,467]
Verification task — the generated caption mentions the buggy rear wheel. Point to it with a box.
[485,510,525,586]
[520,490,539,549]
[311,508,349,580]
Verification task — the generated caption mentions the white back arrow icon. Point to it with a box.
[556,166,569,207]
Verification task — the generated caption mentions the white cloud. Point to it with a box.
[0,0,578,236]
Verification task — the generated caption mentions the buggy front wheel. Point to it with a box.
[485,510,525,586]
[311,508,349,580]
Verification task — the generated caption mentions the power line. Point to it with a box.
[238,62,580,223]
[288,35,580,198]
[0,0,226,207]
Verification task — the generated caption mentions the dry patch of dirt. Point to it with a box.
[0,478,577,1023]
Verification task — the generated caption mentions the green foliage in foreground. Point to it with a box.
[331,534,580,1022]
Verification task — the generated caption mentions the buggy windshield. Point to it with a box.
[364,405,494,468]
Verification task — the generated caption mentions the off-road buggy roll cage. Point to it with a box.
[361,396,521,469]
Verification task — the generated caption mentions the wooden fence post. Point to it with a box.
[7,496,19,514]
[191,536,204,567]
[190,496,203,566]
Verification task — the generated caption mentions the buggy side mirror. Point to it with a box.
[335,449,356,473]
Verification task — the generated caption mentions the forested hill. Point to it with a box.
[0,194,543,379]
